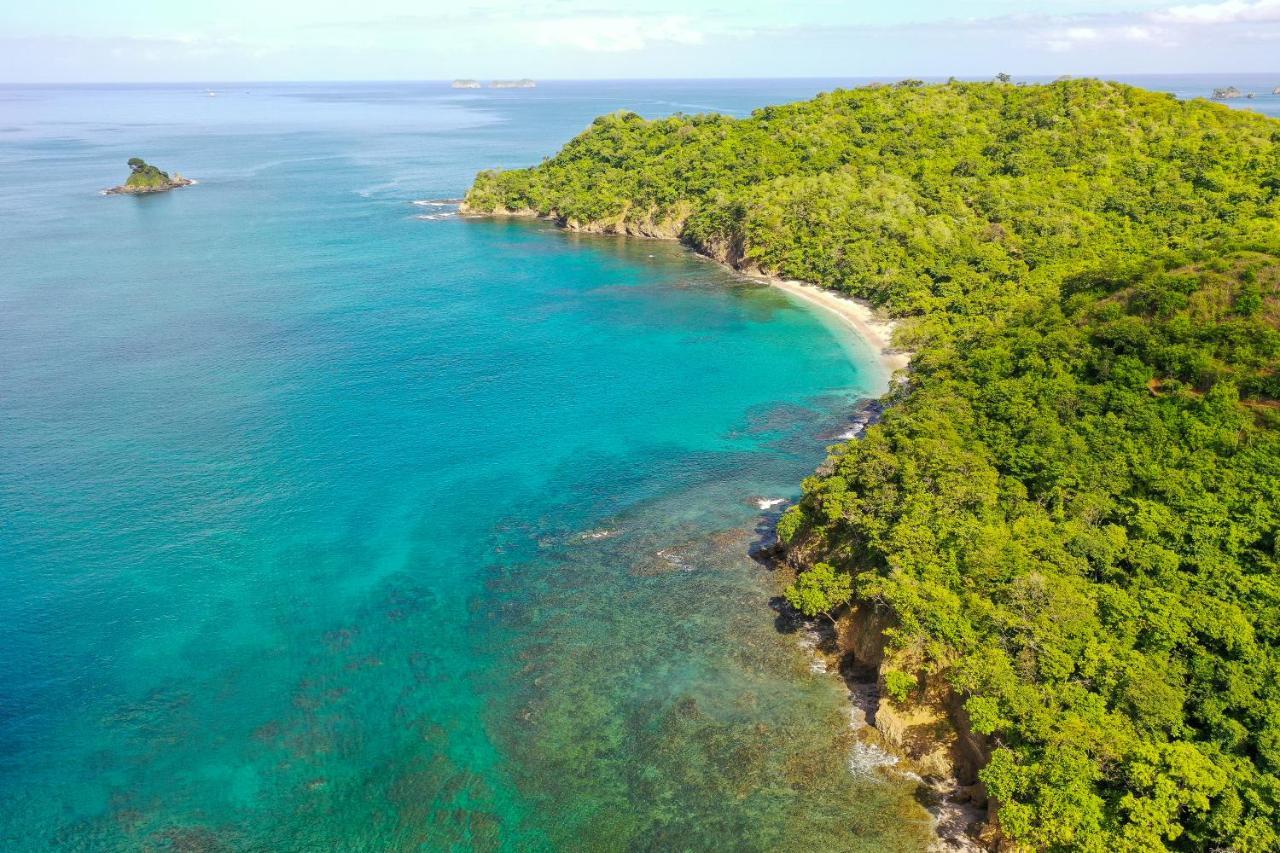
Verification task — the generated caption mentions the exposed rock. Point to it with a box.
[1212,86,1243,100]
[104,158,193,195]
[451,79,482,89]
[817,398,885,441]
[826,602,996,848]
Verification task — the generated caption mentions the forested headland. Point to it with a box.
[464,80,1280,851]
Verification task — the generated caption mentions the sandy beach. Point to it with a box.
[762,277,911,377]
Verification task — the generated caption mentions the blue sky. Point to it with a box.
[3,0,1279,82]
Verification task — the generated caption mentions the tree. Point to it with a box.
[995,72,1013,83]
[462,82,1280,849]
[127,157,146,171]
[784,562,852,623]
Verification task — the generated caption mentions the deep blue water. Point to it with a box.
[0,75,1273,850]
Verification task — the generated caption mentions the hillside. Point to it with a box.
[464,80,1280,850]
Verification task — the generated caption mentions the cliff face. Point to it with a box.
[459,195,776,281]
[458,200,690,241]
[837,604,991,790]
[782,537,997,848]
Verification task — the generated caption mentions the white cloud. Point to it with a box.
[528,15,704,53]
[1157,0,1280,24]
[1123,25,1158,40]
[1065,26,1101,41]
[1039,22,1175,52]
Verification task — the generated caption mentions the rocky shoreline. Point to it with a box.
[462,204,988,850]
[756,399,995,851]
[771,595,994,851]
[104,176,195,196]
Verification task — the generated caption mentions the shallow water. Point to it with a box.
[0,80,930,850]
[1,75,1267,850]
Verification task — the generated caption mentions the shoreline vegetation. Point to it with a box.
[456,204,911,380]
[463,78,1280,851]
[104,157,193,195]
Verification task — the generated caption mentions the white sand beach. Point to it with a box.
[764,277,911,376]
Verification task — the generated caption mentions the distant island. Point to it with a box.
[450,79,535,90]
[1212,85,1280,99]
[104,158,194,195]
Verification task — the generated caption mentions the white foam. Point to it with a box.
[755,497,786,510]
[848,739,900,777]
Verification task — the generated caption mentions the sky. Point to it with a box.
[3,0,1280,82]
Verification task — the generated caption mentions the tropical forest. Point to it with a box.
[465,79,1280,851]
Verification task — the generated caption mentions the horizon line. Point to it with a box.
[3,72,1280,87]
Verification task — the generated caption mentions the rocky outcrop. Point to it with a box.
[767,567,998,849]
[458,202,689,241]
[104,158,193,195]
[105,175,193,195]
[1213,86,1243,100]
[835,605,997,849]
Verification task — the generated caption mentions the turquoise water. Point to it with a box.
[0,81,928,850]
[3,76,1270,850]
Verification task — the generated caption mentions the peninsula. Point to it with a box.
[104,158,193,195]
[464,79,1280,851]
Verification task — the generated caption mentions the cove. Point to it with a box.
[0,81,932,850]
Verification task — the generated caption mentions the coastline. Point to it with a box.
[459,207,912,381]
[460,209,965,844]
[752,276,911,380]
[103,177,196,196]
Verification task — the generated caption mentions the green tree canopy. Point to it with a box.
[466,80,1280,850]
[784,562,853,622]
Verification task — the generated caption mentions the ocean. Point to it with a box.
[0,75,1274,850]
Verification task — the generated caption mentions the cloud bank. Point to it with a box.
[2,1,1279,82]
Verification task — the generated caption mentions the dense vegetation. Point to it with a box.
[465,80,1280,850]
[123,157,174,189]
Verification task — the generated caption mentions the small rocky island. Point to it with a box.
[104,158,194,195]
[1212,86,1243,100]
[490,79,535,89]
[451,79,482,89]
